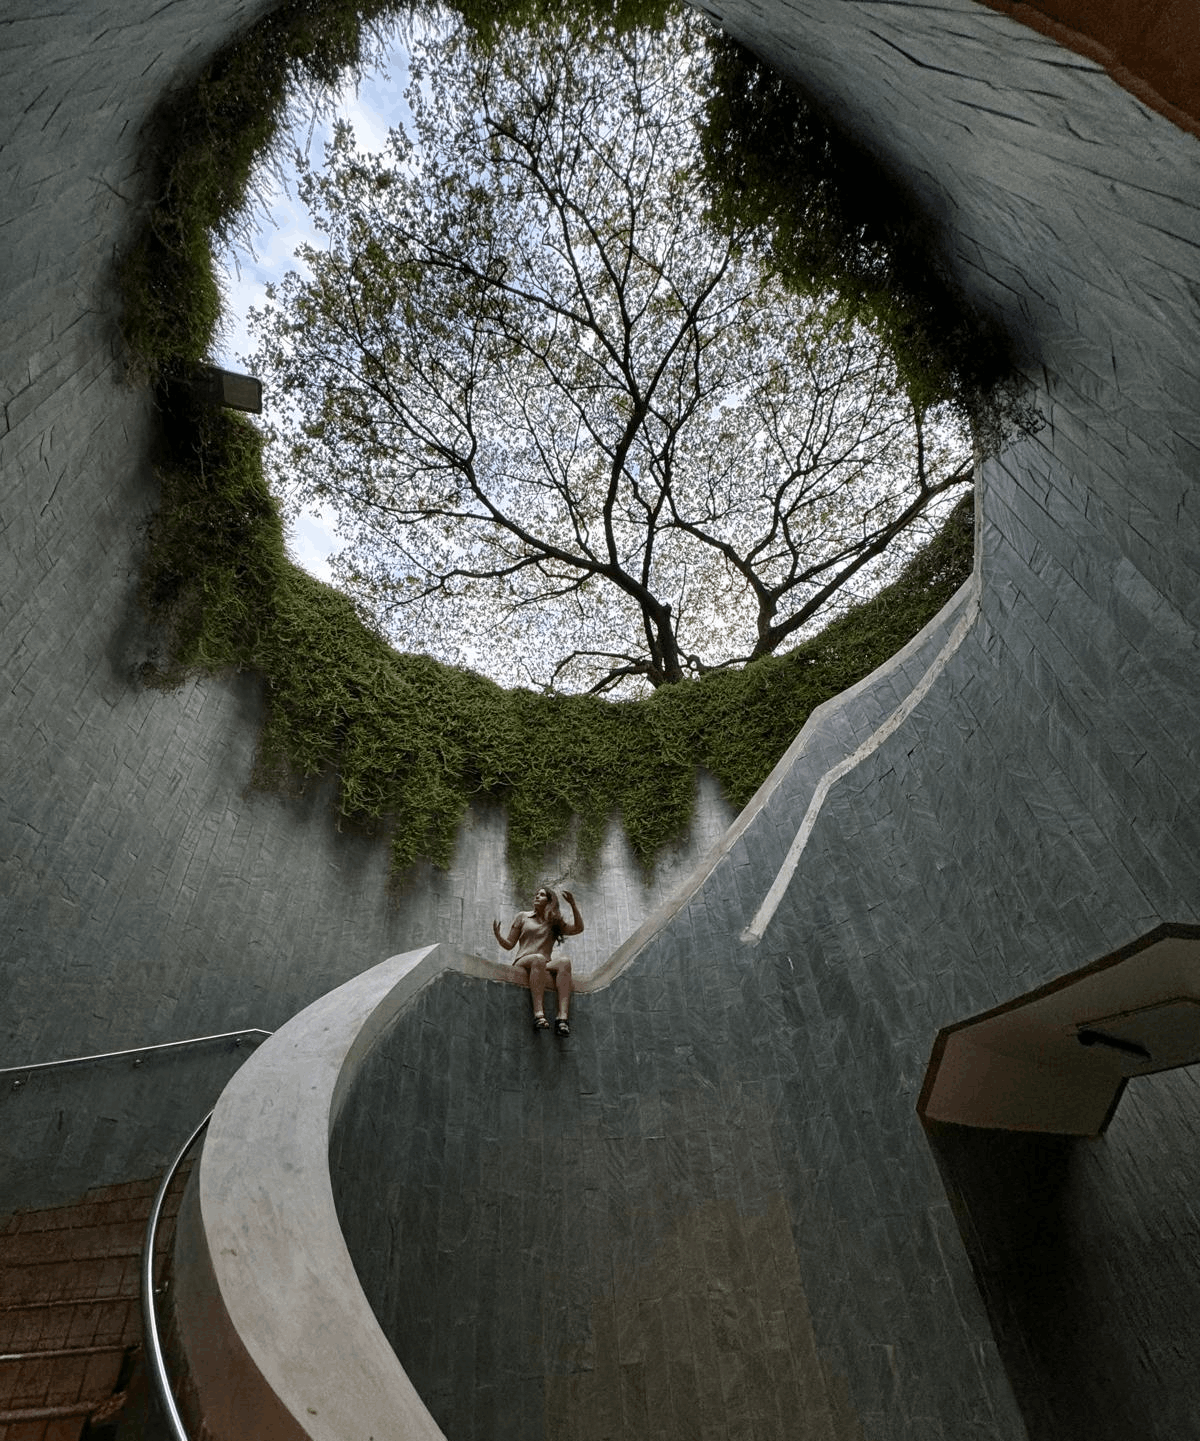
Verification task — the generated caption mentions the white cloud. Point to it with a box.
[287,504,341,585]
[213,183,320,373]
[211,32,412,588]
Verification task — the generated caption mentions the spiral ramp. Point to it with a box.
[6,2,1200,1438]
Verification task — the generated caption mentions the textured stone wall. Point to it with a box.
[5,0,1200,1437]
[0,0,734,1081]
[330,6,1200,1441]
[0,1034,266,1213]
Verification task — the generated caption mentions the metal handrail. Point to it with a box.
[1,1029,276,1432]
[141,1110,213,1441]
[0,1030,271,1081]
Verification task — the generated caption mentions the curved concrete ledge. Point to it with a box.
[170,944,516,1441]
[584,568,981,988]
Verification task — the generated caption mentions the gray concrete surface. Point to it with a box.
[5,0,1200,1437]
[0,1030,266,1214]
[0,0,735,1081]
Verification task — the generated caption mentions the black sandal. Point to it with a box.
[554,1018,570,1037]
[532,1014,550,1032]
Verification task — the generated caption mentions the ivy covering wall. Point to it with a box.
[125,0,982,887]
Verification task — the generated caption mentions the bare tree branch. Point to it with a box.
[250,11,973,696]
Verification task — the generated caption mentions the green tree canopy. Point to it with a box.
[251,9,972,695]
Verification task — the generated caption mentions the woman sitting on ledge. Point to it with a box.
[493,886,583,1036]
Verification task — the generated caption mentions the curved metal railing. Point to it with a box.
[140,1111,213,1441]
[0,1029,271,1086]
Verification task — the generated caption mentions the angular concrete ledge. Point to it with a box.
[586,570,980,987]
[170,944,515,1441]
[919,923,1200,1135]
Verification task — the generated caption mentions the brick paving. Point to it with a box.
[0,1172,187,1441]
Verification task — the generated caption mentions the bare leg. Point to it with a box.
[513,956,550,1028]
[548,958,572,1031]
[527,956,550,1021]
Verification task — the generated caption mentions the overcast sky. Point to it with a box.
[211,41,413,585]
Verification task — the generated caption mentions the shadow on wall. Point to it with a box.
[926,1063,1200,1441]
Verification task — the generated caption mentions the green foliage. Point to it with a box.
[452,0,670,42]
[123,0,978,888]
[140,376,975,885]
[119,0,675,371]
[142,395,287,667]
[120,0,412,368]
[699,35,1038,449]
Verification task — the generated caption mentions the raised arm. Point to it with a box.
[560,889,584,937]
[493,913,525,951]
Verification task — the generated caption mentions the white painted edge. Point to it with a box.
[177,943,513,1441]
[742,575,982,944]
[584,571,981,987]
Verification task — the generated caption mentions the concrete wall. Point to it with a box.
[0,0,735,1091]
[6,0,1200,1437]
[329,7,1200,1440]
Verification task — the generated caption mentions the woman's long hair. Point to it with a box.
[542,886,566,945]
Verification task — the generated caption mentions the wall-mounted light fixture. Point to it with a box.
[189,364,263,414]
[1076,1027,1151,1060]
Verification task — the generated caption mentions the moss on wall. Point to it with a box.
[125,0,977,888]
[699,34,1039,449]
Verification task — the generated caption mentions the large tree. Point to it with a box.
[251,10,971,695]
